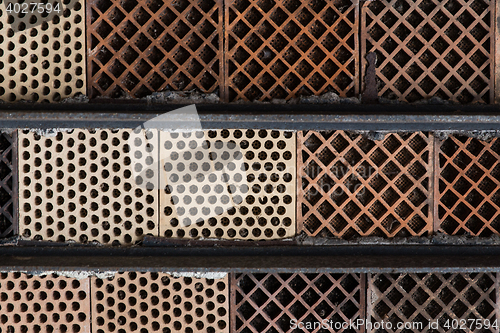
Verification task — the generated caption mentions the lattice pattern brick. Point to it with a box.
[159,129,296,240]
[19,129,158,245]
[232,273,364,333]
[0,0,86,102]
[0,272,91,332]
[368,273,498,332]
[92,272,229,333]
[224,0,359,101]
[0,130,17,238]
[437,135,500,236]
[298,131,433,238]
[361,0,494,103]
[87,0,222,98]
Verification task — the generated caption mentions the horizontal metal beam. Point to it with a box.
[1,246,500,273]
[2,104,500,130]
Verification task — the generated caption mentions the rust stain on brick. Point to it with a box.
[361,0,494,104]
[437,135,500,236]
[362,52,378,104]
[0,272,91,332]
[87,0,223,98]
[231,273,365,332]
[298,131,433,239]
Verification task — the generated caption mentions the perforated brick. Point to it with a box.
[224,0,359,101]
[0,130,17,238]
[87,0,222,98]
[361,0,494,103]
[437,135,500,236]
[298,131,433,239]
[0,272,91,332]
[92,272,229,333]
[159,129,296,240]
[232,273,364,333]
[368,273,498,332]
[19,129,158,245]
[0,0,86,102]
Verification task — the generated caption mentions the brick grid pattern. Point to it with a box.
[232,273,364,333]
[298,131,433,239]
[224,0,359,102]
[361,0,494,103]
[437,135,500,236]
[368,273,499,332]
[0,130,17,238]
[87,0,222,98]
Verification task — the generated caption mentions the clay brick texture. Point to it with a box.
[0,272,91,333]
[437,135,500,236]
[298,130,433,239]
[0,0,86,102]
[91,272,229,333]
[1,271,500,333]
[361,0,495,103]
[231,273,365,333]
[18,129,159,245]
[367,273,499,332]
[159,129,296,240]
[87,0,223,98]
[223,0,359,101]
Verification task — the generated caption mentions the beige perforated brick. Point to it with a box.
[0,272,91,332]
[19,129,158,245]
[159,129,296,240]
[92,272,229,333]
[0,0,86,102]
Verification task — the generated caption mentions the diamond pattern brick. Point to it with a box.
[368,273,499,332]
[232,273,364,333]
[224,0,359,101]
[437,135,500,236]
[361,0,494,103]
[298,131,433,239]
[88,0,222,98]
